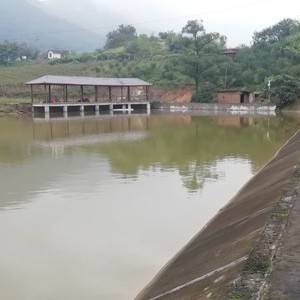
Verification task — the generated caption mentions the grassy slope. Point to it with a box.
[0,61,99,84]
[0,60,106,100]
[0,54,189,103]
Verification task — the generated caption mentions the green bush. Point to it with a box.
[263,74,300,108]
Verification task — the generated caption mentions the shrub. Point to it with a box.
[263,74,300,108]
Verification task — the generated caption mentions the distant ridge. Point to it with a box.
[0,0,102,52]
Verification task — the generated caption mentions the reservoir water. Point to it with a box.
[0,112,299,300]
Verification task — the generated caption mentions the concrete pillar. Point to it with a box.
[63,105,68,113]
[147,102,151,112]
[80,105,84,112]
[44,105,50,113]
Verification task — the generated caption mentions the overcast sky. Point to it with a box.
[36,0,300,47]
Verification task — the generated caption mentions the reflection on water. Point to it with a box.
[0,112,299,299]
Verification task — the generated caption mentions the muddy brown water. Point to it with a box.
[1,112,300,300]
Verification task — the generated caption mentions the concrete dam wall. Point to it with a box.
[136,130,300,299]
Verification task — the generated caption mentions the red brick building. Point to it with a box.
[217,90,251,104]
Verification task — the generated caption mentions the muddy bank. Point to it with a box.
[136,131,300,299]
[0,103,32,116]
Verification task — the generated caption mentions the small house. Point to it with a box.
[47,50,62,60]
[217,90,252,104]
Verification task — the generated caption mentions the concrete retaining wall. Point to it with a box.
[151,102,276,113]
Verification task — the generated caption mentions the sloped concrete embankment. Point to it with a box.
[136,130,300,300]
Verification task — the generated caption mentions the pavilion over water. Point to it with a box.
[26,75,152,115]
[26,75,152,104]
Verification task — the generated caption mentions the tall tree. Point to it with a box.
[104,24,137,50]
[181,20,222,100]
[0,41,20,64]
[253,18,300,44]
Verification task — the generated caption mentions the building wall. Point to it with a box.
[217,92,241,104]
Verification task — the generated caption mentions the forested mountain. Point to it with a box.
[0,0,101,52]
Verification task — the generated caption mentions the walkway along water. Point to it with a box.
[136,130,300,299]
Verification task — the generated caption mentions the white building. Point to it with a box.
[47,50,62,60]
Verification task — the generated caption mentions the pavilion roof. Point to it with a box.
[26,75,152,87]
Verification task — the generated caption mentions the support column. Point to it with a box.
[48,85,51,103]
[109,87,112,102]
[121,87,124,102]
[127,86,131,102]
[95,86,98,102]
[44,84,47,103]
[146,86,149,101]
[64,85,68,103]
[80,85,84,101]
[30,85,33,104]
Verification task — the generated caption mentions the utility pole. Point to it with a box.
[268,80,271,103]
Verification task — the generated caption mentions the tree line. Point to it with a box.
[1,18,300,107]
[97,18,300,106]
[0,41,38,64]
